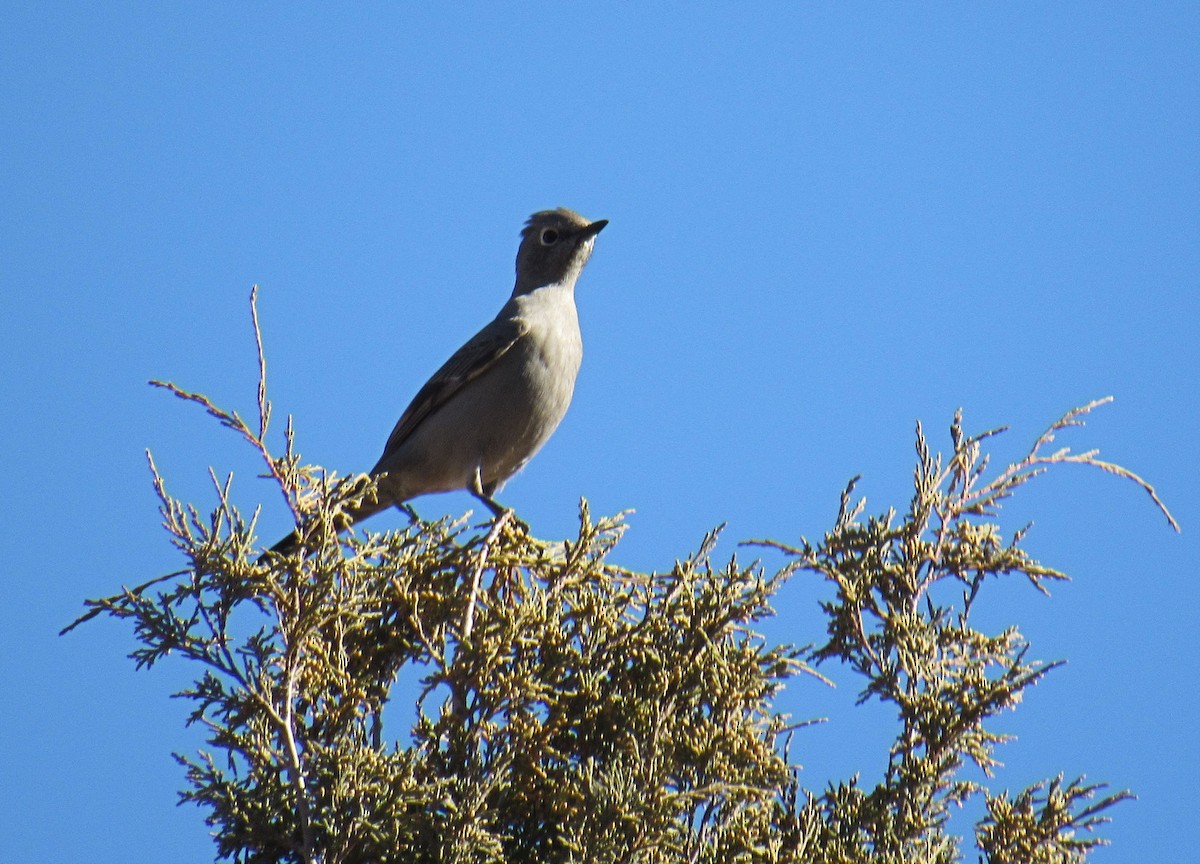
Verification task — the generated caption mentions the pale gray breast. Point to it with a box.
[483,285,583,483]
[513,284,583,414]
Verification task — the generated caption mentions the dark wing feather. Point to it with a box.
[371,315,529,473]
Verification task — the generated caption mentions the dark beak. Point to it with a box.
[580,219,608,238]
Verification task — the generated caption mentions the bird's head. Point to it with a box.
[514,208,608,294]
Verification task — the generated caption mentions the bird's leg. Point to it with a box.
[469,467,509,518]
[469,467,529,534]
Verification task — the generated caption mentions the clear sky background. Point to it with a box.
[2,4,1196,861]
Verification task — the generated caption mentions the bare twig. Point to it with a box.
[250,284,270,441]
[462,510,512,641]
[282,657,316,862]
[969,397,1179,532]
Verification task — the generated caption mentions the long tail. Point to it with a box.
[258,485,395,562]
[265,529,303,558]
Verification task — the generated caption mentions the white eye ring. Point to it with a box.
[540,228,560,246]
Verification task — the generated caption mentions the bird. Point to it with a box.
[266,207,608,557]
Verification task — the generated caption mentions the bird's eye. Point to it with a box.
[540,228,560,246]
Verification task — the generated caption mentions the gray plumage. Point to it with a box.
[268,207,607,556]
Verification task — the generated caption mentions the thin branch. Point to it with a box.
[250,284,270,442]
[282,654,316,862]
[462,510,512,642]
[1029,452,1180,533]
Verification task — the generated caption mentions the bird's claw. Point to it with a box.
[395,502,421,524]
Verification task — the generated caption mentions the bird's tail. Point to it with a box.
[257,480,394,563]
[265,529,303,559]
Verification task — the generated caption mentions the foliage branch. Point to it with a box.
[67,289,1177,863]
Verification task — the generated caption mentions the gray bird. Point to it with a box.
[268,207,607,556]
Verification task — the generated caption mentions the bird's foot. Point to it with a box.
[469,467,508,517]
[468,468,528,531]
[470,489,509,518]
[395,502,421,524]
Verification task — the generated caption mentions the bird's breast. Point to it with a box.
[474,285,583,482]
[513,284,583,387]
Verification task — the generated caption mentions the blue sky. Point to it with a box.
[2,4,1196,861]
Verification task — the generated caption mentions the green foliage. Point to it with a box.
[67,292,1175,863]
[748,399,1167,863]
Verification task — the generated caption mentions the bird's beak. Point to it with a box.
[580,219,609,238]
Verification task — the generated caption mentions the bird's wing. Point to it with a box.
[372,314,530,472]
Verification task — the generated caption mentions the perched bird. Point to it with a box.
[267,207,608,556]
